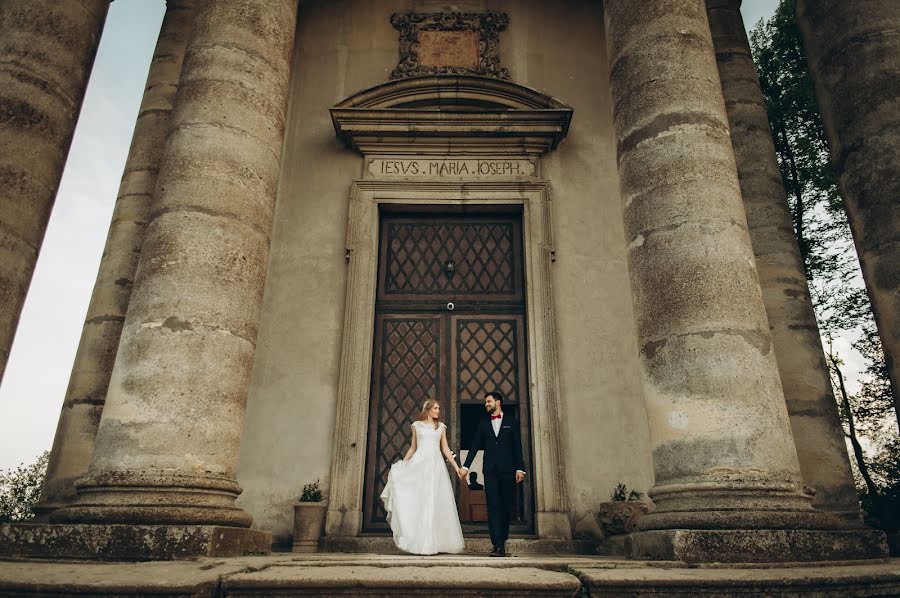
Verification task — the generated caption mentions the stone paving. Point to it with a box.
[1,553,898,597]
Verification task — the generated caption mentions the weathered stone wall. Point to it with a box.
[237,0,652,545]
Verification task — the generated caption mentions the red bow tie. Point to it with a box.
[491,414,502,420]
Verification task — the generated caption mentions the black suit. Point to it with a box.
[463,413,526,548]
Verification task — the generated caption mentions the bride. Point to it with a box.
[380,399,466,555]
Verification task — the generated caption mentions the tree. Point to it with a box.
[749,0,898,530]
[749,0,862,337]
[0,451,49,522]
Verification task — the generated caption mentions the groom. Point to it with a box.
[458,391,525,557]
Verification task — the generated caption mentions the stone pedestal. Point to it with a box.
[795,0,900,422]
[627,529,889,563]
[0,0,109,382]
[0,523,270,560]
[36,0,196,519]
[706,0,858,518]
[51,0,299,538]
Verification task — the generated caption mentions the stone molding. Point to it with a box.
[325,180,571,540]
[331,75,573,155]
[390,12,509,80]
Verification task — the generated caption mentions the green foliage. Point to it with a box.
[299,479,323,503]
[611,483,643,502]
[860,436,900,532]
[749,0,859,337]
[0,451,49,522]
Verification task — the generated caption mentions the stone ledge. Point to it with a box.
[320,536,594,555]
[626,529,889,563]
[574,561,900,597]
[0,523,271,561]
[1,554,898,597]
[223,565,581,597]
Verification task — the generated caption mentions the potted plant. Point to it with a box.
[292,480,327,553]
[596,483,650,536]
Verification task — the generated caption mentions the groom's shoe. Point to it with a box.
[494,543,507,557]
[489,545,502,557]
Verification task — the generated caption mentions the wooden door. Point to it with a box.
[363,214,533,534]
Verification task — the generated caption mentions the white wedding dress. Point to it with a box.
[380,420,465,555]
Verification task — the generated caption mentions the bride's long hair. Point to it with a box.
[418,398,441,430]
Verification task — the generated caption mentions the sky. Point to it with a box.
[2,0,854,471]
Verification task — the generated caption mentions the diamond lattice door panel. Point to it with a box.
[452,316,526,405]
[451,315,532,528]
[364,315,443,529]
[378,217,524,304]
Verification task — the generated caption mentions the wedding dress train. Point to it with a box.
[380,421,465,555]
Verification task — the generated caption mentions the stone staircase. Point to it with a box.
[2,554,900,597]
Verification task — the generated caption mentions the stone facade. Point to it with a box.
[0,0,894,563]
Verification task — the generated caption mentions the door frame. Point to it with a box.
[325,180,571,541]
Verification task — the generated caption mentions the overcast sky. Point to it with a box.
[3,0,851,471]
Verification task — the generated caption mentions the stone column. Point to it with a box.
[795,0,900,425]
[35,1,196,518]
[706,0,858,518]
[602,0,886,563]
[0,0,110,382]
[54,0,299,531]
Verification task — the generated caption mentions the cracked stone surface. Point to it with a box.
[1,554,898,597]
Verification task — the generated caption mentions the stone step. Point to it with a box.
[577,562,900,597]
[223,565,581,597]
[320,536,594,556]
[2,555,899,597]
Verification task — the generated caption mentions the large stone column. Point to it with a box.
[54,0,298,534]
[0,0,110,383]
[35,1,196,518]
[603,0,885,562]
[706,0,858,518]
[795,0,900,425]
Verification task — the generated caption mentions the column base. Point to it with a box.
[51,470,254,528]
[537,510,573,539]
[324,507,362,538]
[638,508,858,531]
[626,529,889,563]
[0,523,271,561]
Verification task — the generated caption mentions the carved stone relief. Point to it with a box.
[390,12,510,80]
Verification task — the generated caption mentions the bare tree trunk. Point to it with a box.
[828,347,879,496]
[777,123,808,271]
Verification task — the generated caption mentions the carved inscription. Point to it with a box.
[369,158,534,179]
[390,12,510,80]
[418,30,479,67]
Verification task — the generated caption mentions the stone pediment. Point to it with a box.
[330,75,573,155]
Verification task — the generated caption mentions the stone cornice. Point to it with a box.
[331,75,573,156]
